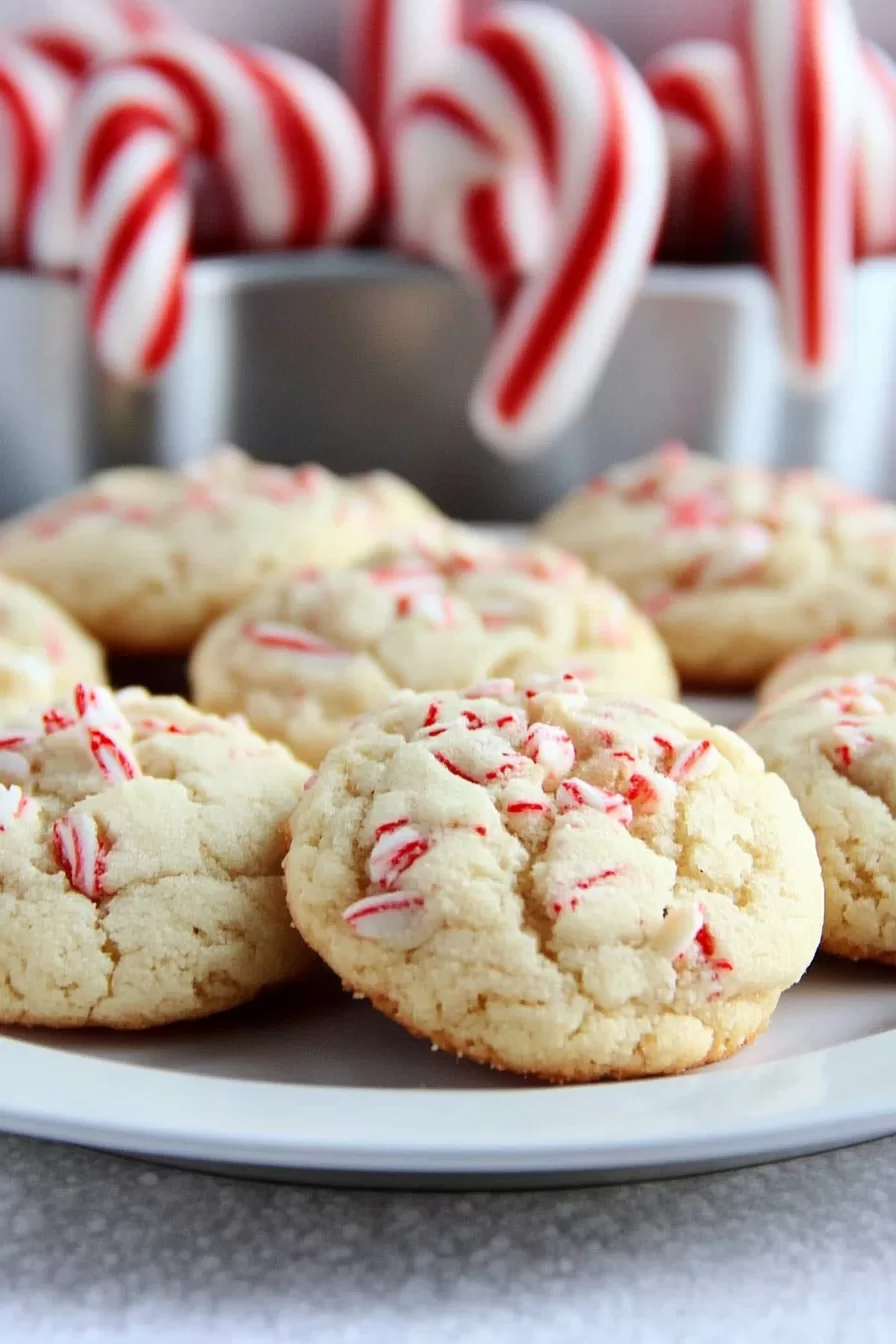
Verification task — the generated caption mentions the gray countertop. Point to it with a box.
[1,1134,894,1343]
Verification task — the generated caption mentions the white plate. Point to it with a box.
[2,694,895,1189]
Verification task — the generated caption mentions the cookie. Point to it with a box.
[0,447,439,654]
[0,573,106,716]
[759,636,896,704]
[0,684,312,1027]
[352,470,441,531]
[744,674,896,964]
[190,528,678,767]
[536,442,896,686]
[285,680,822,1081]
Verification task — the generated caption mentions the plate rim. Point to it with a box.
[3,1022,896,1175]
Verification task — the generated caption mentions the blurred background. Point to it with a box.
[2,0,896,521]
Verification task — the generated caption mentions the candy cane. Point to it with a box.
[0,3,182,267]
[741,0,860,385]
[344,0,546,296]
[30,31,376,380]
[644,40,751,261]
[23,0,182,79]
[0,41,73,265]
[343,0,463,171]
[856,42,896,258]
[393,3,668,458]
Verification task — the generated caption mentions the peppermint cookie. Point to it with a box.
[759,636,896,705]
[0,448,438,654]
[0,684,312,1027]
[744,675,896,964]
[0,574,105,716]
[285,680,822,1081]
[537,443,896,686]
[190,531,678,767]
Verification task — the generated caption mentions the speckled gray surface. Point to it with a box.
[1,1135,895,1342]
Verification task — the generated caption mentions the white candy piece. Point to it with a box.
[0,783,37,829]
[652,902,704,961]
[522,723,576,782]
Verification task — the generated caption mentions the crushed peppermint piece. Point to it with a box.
[626,770,676,814]
[667,739,720,783]
[550,866,626,916]
[368,820,432,890]
[521,724,576,782]
[680,523,772,589]
[0,784,37,829]
[242,623,350,661]
[653,903,705,961]
[53,812,109,901]
[342,891,430,947]
[396,593,464,627]
[828,721,875,771]
[506,797,552,816]
[523,672,587,700]
[42,707,76,735]
[367,563,444,601]
[556,778,633,824]
[74,684,129,736]
[87,728,141,784]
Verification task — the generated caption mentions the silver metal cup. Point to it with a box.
[2,251,894,521]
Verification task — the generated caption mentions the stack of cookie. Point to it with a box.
[3,441,895,1082]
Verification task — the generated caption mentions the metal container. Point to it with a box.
[2,251,896,521]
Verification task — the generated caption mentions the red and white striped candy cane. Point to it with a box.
[0,2,181,267]
[343,0,543,296]
[24,0,182,80]
[0,40,72,264]
[31,31,376,380]
[393,3,668,459]
[644,40,751,261]
[856,42,896,259]
[344,0,463,171]
[741,0,860,385]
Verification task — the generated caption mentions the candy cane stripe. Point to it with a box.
[394,6,666,457]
